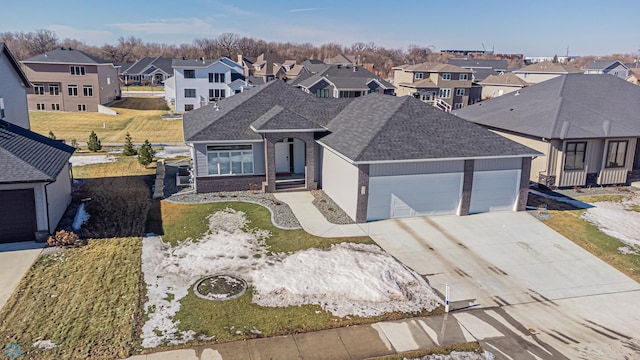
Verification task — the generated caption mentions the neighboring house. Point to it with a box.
[479,73,530,99]
[325,53,358,66]
[169,57,252,112]
[239,53,304,83]
[446,58,508,81]
[512,61,582,84]
[583,60,631,80]
[291,64,395,98]
[301,59,330,74]
[455,74,640,188]
[183,80,539,222]
[392,62,474,111]
[121,56,173,85]
[627,68,640,85]
[22,47,121,112]
[0,44,75,243]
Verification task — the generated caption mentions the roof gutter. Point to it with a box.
[352,153,543,165]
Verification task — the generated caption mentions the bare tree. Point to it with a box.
[193,38,219,59]
[23,29,59,57]
[216,32,239,58]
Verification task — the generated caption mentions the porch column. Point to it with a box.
[516,157,532,211]
[264,137,276,192]
[458,159,474,216]
[355,164,369,223]
[304,133,317,191]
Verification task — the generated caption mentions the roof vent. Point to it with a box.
[515,90,520,96]
[201,57,205,63]
[353,66,357,72]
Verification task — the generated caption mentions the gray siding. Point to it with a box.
[321,148,359,220]
[474,158,522,171]
[46,163,72,231]
[0,52,30,129]
[370,160,464,177]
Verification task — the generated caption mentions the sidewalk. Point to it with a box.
[127,314,473,360]
[273,192,367,237]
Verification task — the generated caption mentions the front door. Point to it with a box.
[634,138,640,169]
[275,142,291,174]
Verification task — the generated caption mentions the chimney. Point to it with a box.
[201,57,205,64]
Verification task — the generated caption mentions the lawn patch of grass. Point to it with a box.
[122,85,165,92]
[159,201,374,252]
[544,210,640,282]
[30,102,181,143]
[0,237,142,360]
[574,194,626,203]
[369,342,483,360]
[113,97,168,110]
[630,205,640,212]
[72,155,156,179]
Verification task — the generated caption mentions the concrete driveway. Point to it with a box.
[0,242,43,309]
[362,211,640,359]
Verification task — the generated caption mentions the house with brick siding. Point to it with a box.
[183,80,539,222]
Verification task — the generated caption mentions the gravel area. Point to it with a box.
[166,190,301,230]
[537,184,638,198]
[310,190,354,224]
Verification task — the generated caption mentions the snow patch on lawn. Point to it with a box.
[69,155,117,167]
[72,203,90,230]
[582,194,640,248]
[155,146,190,159]
[141,208,441,348]
[411,352,494,360]
[32,340,57,350]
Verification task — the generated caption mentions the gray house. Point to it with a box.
[456,74,640,188]
[291,64,395,98]
[583,60,631,80]
[0,43,75,243]
[121,56,174,85]
[183,80,539,222]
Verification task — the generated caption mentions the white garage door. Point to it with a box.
[367,173,463,221]
[469,169,521,214]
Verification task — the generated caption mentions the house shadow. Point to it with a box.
[110,97,170,111]
[527,187,594,211]
[0,241,45,253]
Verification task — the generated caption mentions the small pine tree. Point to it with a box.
[48,131,56,140]
[88,131,102,152]
[70,138,78,149]
[123,132,137,156]
[552,54,559,63]
[138,139,155,167]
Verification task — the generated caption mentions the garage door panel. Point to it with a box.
[368,173,463,221]
[470,170,520,214]
[0,189,37,243]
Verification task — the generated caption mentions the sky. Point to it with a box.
[1,0,638,56]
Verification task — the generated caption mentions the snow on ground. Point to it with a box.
[32,340,57,350]
[411,352,494,360]
[141,208,441,348]
[69,155,117,167]
[72,203,90,230]
[155,146,190,159]
[581,193,640,248]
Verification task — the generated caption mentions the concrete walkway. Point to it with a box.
[0,241,44,309]
[273,192,367,237]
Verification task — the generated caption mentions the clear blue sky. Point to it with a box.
[2,0,638,56]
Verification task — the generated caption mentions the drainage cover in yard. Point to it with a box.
[194,274,247,301]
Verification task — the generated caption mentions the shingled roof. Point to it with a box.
[1,43,31,87]
[23,47,112,65]
[479,73,530,87]
[455,74,640,139]
[0,121,75,184]
[291,64,394,90]
[512,61,582,74]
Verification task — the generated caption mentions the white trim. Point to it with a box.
[353,154,541,165]
[22,61,115,66]
[250,125,326,133]
[186,139,263,144]
[305,76,336,90]
[366,78,390,89]
[316,141,358,164]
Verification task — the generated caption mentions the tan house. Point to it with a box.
[512,61,582,84]
[392,62,473,111]
[456,74,640,188]
[479,73,530,99]
[22,47,121,112]
[238,53,304,83]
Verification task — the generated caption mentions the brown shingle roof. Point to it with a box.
[513,61,582,74]
[479,73,530,87]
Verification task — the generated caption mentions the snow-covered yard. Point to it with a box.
[581,192,640,251]
[154,146,190,159]
[140,208,441,348]
[69,155,117,167]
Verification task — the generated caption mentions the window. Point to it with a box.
[455,88,465,96]
[606,140,628,168]
[414,72,424,80]
[184,69,195,78]
[78,104,86,111]
[206,145,254,175]
[70,66,85,76]
[438,88,451,98]
[184,89,196,98]
[208,89,225,100]
[184,104,194,111]
[49,85,59,96]
[83,85,93,97]
[442,73,451,80]
[454,103,463,110]
[564,142,586,170]
[315,89,329,98]
[51,104,60,111]
[209,73,225,83]
[34,84,45,95]
[36,103,45,110]
[459,73,469,81]
[68,85,78,96]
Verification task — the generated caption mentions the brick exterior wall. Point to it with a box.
[458,159,474,216]
[195,175,265,193]
[516,157,532,211]
[355,164,370,223]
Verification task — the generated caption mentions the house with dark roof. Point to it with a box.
[0,44,75,243]
[512,61,582,84]
[166,57,252,112]
[456,74,640,188]
[183,80,539,222]
[583,60,630,80]
[238,53,305,83]
[290,64,395,98]
[325,53,358,66]
[478,73,530,99]
[21,47,121,112]
[393,62,474,111]
[446,58,508,82]
[121,56,173,85]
